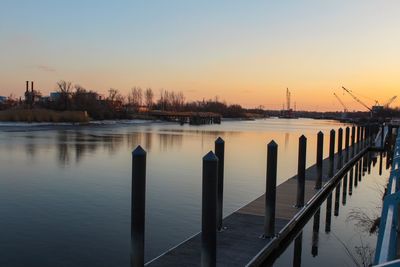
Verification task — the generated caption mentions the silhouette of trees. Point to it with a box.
[157,89,185,111]
[3,80,255,120]
[128,87,143,111]
[56,80,73,110]
[183,99,245,117]
[144,88,154,109]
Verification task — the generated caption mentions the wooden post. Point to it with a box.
[329,130,335,178]
[131,146,147,267]
[337,128,343,169]
[315,131,323,189]
[296,135,307,207]
[351,126,355,158]
[215,137,225,231]
[345,127,350,163]
[202,151,218,267]
[264,141,278,237]
[356,126,361,153]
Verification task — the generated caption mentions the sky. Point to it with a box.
[1,1,399,111]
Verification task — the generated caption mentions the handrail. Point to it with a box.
[246,146,370,267]
[374,133,400,265]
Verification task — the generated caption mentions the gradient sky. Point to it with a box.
[1,1,399,111]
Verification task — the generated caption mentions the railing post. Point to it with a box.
[329,129,335,178]
[337,128,343,169]
[264,141,278,238]
[202,151,218,267]
[351,126,356,158]
[296,135,307,207]
[215,137,225,231]
[131,146,147,267]
[315,131,323,189]
[345,127,350,163]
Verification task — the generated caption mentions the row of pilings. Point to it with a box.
[130,123,386,267]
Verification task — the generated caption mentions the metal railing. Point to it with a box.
[374,132,400,265]
[375,125,390,149]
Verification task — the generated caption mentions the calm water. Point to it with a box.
[273,152,387,267]
[0,118,351,266]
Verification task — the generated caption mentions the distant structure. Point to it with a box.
[342,86,397,117]
[279,88,297,119]
[0,96,7,103]
[50,92,61,101]
[24,81,42,108]
[333,92,348,119]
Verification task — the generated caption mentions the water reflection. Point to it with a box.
[349,166,354,195]
[334,182,340,216]
[158,133,183,152]
[342,174,348,205]
[57,131,70,167]
[285,132,290,151]
[293,232,303,267]
[367,153,371,174]
[273,153,388,267]
[0,119,356,266]
[54,131,128,166]
[325,193,332,233]
[311,208,320,257]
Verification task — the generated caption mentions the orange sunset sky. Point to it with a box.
[0,1,399,111]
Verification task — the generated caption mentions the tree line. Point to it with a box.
[1,80,251,119]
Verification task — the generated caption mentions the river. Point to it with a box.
[1,118,381,266]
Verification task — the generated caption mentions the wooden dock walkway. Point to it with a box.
[147,150,351,266]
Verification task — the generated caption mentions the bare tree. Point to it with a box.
[56,80,73,109]
[145,88,154,110]
[57,80,73,94]
[131,87,142,107]
[158,89,166,110]
[108,88,119,102]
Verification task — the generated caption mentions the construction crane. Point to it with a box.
[342,86,372,111]
[286,88,291,110]
[333,93,348,112]
[383,96,397,108]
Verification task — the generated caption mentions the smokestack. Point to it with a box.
[26,81,29,92]
[31,81,34,92]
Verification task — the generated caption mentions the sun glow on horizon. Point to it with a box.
[1,1,399,111]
